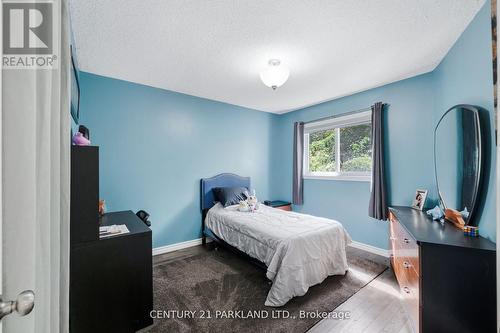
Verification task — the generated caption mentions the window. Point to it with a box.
[304,111,372,181]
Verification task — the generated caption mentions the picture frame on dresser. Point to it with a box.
[411,189,427,211]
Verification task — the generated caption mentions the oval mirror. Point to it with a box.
[434,104,482,226]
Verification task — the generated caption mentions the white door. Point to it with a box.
[0,4,3,332]
[0,0,71,332]
[1,70,38,333]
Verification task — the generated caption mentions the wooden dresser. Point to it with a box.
[389,206,496,333]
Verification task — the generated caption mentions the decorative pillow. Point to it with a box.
[213,187,248,207]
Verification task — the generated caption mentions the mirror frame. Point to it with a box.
[433,104,483,225]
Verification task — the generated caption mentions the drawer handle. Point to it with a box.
[403,287,410,294]
[403,238,410,244]
[403,261,411,269]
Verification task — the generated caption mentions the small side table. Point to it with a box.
[264,200,292,211]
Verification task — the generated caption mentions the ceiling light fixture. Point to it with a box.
[259,59,289,90]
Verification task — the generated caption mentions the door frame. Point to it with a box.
[0,1,3,331]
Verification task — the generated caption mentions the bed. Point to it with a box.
[200,173,352,307]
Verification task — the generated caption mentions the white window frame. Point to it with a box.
[303,110,372,182]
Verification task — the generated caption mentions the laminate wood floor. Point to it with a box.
[308,258,413,332]
[151,245,413,333]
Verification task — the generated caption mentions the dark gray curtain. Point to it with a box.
[368,102,388,220]
[293,122,304,205]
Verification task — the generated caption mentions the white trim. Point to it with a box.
[303,133,310,170]
[304,174,371,182]
[335,127,341,172]
[349,241,390,258]
[304,110,372,133]
[0,2,3,331]
[153,238,212,256]
[153,238,389,259]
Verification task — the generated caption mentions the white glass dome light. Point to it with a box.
[259,59,290,90]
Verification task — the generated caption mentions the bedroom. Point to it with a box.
[0,0,498,333]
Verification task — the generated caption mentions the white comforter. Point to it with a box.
[206,203,352,306]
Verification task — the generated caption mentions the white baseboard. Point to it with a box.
[153,237,212,256]
[153,238,388,258]
[349,241,390,258]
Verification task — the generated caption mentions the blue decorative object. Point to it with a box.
[426,205,444,220]
[460,207,470,219]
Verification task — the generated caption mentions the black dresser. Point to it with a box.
[389,206,496,333]
[70,146,153,332]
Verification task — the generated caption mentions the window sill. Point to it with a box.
[303,175,371,182]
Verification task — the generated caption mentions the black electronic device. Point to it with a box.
[136,210,151,227]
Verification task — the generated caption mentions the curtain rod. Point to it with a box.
[303,103,389,125]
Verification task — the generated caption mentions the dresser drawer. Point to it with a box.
[398,257,420,331]
[390,211,420,332]
[390,213,420,276]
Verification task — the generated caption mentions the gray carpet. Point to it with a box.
[149,246,387,333]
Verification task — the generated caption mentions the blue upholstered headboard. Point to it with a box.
[200,173,251,211]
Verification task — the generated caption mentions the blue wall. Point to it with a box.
[79,73,275,247]
[269,1,496,247]
[79,1,495,249]
[269,74,436,249]
[433,1,496,241]
[81,73,437,250]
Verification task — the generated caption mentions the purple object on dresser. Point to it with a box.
[72,131,91,146]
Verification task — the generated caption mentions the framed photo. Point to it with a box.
[412,189,428,211]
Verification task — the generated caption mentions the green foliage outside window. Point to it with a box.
[309,129,336,172]
[308,123,372,173]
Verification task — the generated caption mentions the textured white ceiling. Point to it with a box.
[69,0,485,113]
